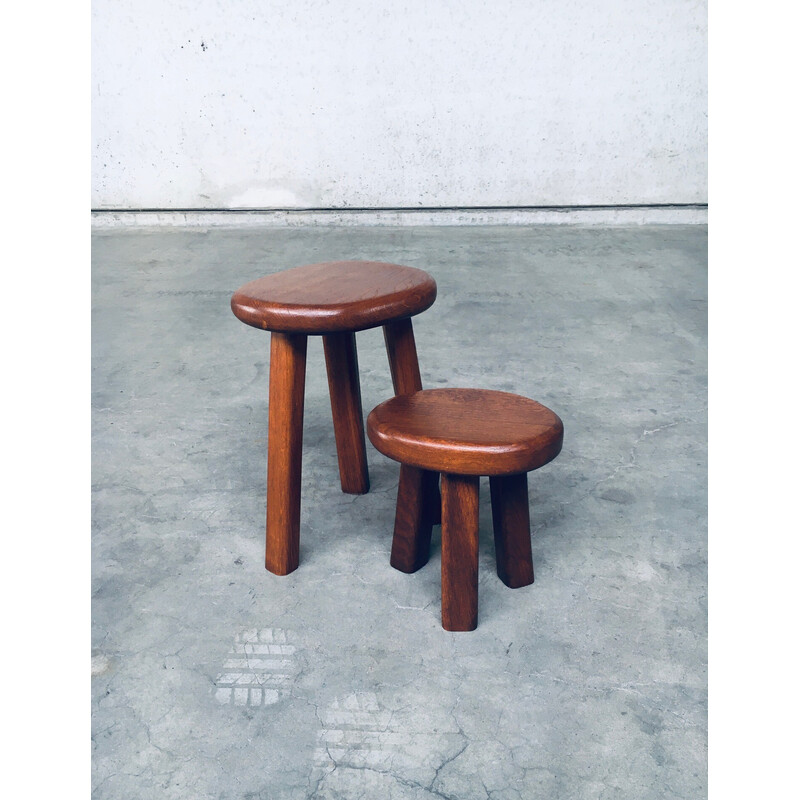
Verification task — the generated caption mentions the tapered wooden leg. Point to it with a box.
[383,317,423,395]
[441,474,480,631]
[389,464,439,573]
[323,332,370,494]
[265,331,307,575]
[383,317,441,524]
[489,473,534,588]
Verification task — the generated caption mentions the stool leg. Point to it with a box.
[323,332,370,494]
[441,474,479,631]
[383,317,423,395]
[383,318,442,524]
[489,473,534,588]
[265,331,307,575]
[390,464,439,573]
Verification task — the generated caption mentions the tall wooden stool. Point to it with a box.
[231,260,437,576]
[367,388,564,631]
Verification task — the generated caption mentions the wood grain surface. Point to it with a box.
[383,317,423,395]
[490,473,534,588]
[389,464,439,573]
[231,261,437,334]
[265,332,307,575]
[441,473,480,631]
[368,388,564,476]
[323,332,370,494]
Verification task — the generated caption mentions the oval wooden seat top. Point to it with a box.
[367,388,564,476]
[231,260,437,334]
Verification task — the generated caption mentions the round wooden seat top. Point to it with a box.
[367,389,564,476]
[231,260,437,334]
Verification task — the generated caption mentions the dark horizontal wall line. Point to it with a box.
[93,204,708,213]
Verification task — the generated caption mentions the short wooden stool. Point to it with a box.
[231,260,437,576]
[367,388,564,631]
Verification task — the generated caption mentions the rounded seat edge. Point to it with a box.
[230,261,437,334]
[366,390,564,476]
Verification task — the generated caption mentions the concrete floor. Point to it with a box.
[92,225,707,799]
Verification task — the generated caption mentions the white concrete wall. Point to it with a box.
[92,0,707,210]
